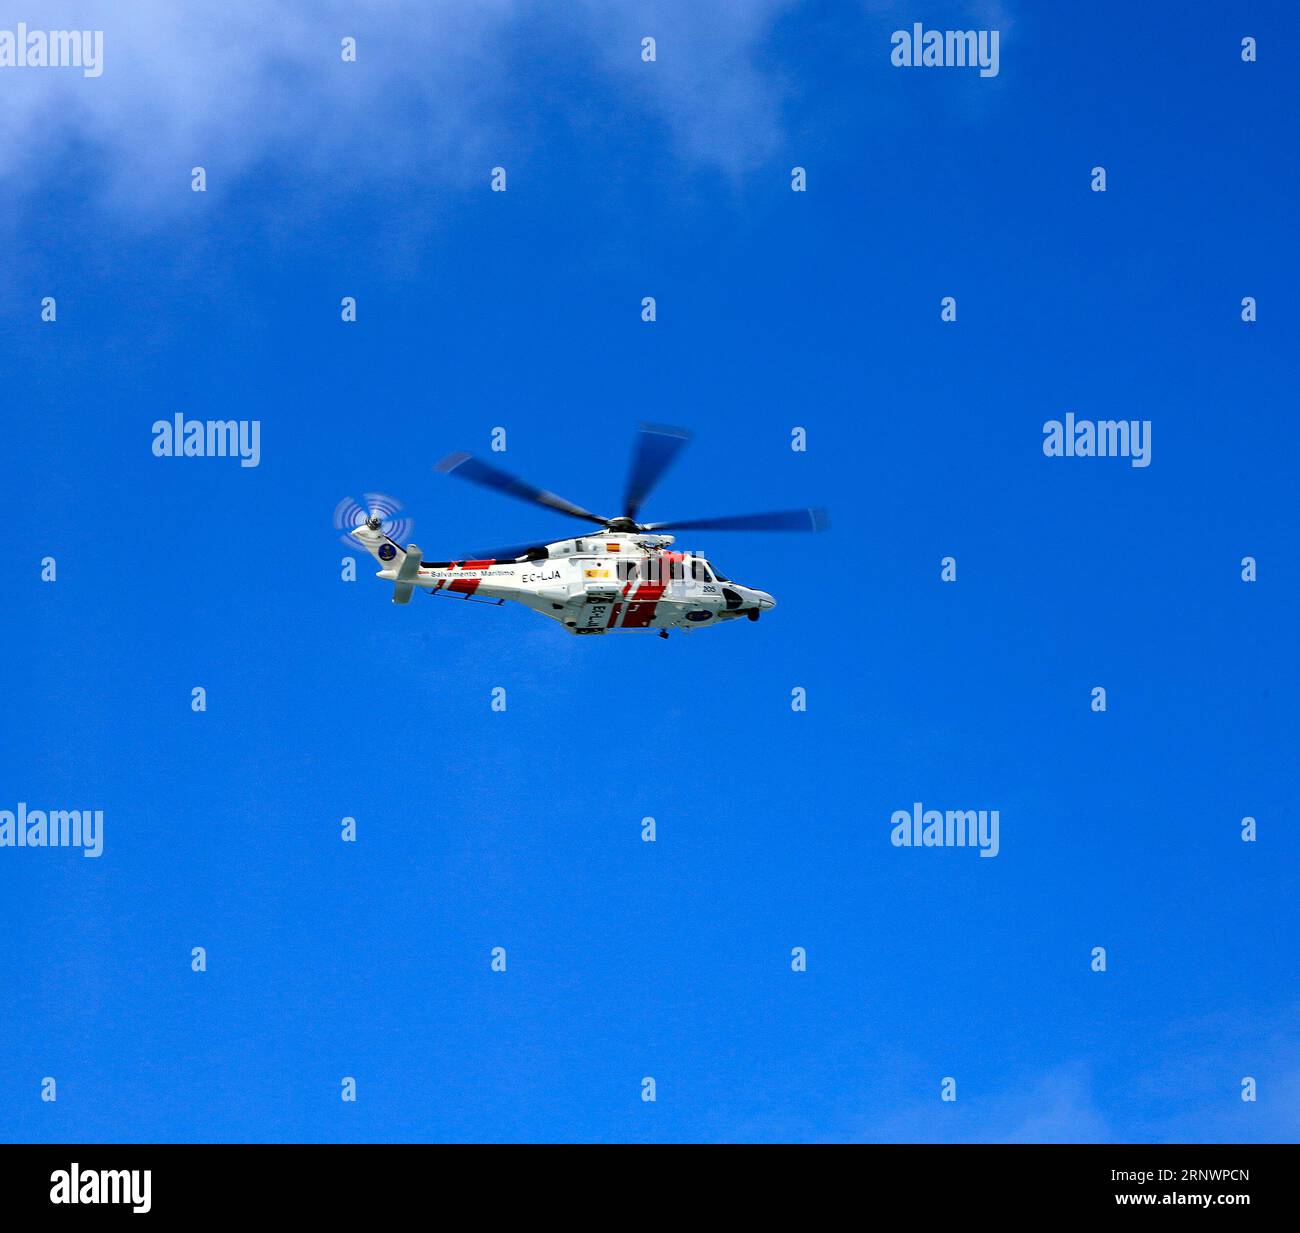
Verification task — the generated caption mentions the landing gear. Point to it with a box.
[747,609,760,621]
[659,630,670,639]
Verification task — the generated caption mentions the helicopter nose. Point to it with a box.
[755,591,775,610]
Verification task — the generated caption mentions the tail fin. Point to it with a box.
[351,526,423,603]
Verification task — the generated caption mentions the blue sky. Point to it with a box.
[1,0,1296,1142]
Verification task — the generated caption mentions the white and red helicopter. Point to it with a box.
[339,425,827,636]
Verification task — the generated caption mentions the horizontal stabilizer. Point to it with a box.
[393,544,421,603]
[397,544,423,581]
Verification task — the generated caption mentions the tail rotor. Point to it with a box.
[332,492,414,548]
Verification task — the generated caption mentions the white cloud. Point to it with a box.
[577,0,795,177]
[0,0,795,219]
[997,1065,1112,1143]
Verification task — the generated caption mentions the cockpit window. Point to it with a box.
[709,561,730,581]
[691,559,714,582]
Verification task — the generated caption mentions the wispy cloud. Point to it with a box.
[577,0,795,176]
[997,1064,1113,1143]
[0,0,795,219]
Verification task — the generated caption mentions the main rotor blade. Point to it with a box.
[646,508,829,533]
[464,539,556,562]
[435,452,609,526]
[623,423,691,521]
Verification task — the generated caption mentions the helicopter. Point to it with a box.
[341,425,827,637]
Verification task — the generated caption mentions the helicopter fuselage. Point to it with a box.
[352,527,775,634]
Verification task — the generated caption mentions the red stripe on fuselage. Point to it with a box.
[620,579,666,628]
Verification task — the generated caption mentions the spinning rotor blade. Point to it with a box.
[361,491,414,542]
[435,452,609,526]
[332,492,413,547]
[623,423,691,521]
[465,540,554,562]
[646,507,829,533]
